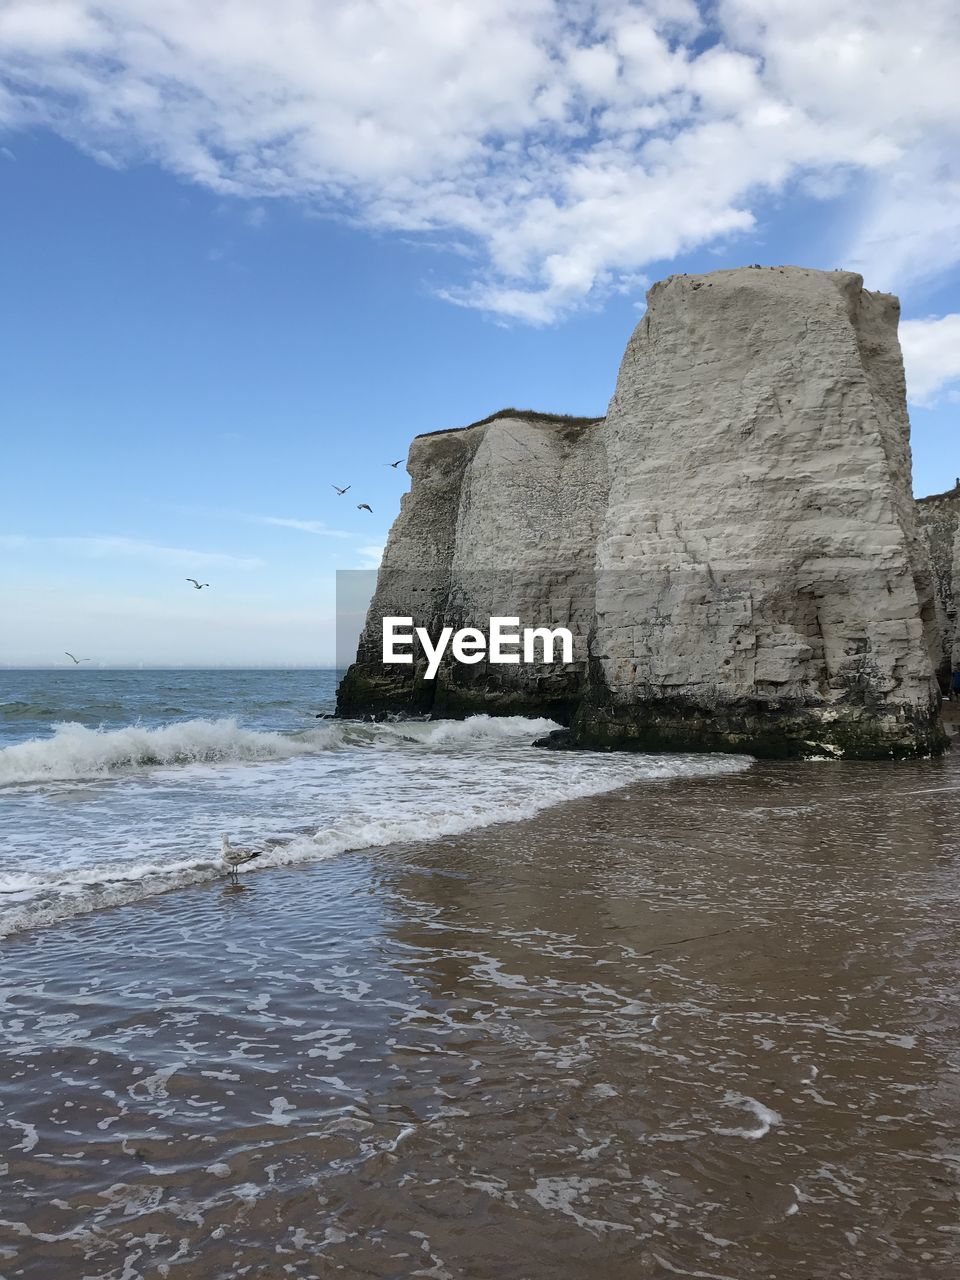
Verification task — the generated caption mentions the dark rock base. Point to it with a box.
[569,699,949,760]
[335,667,582,726]
[336,671,948,760]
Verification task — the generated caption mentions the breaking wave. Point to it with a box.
[0,714,564,785]
[0,718,301,784]
[356,714,560,748]
[0,748,752,938]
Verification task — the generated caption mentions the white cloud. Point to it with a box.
[252,516,351,538]
[356,543,385,567]
[900,314,960,407]
[0,534,263,569]
[1,1,959,320]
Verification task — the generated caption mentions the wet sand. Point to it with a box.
[2,752,960,1278]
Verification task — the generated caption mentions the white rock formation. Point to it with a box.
[338,409,605,717]
[584,267,943,756]
[339,267,945,758]
[915,483,960,686]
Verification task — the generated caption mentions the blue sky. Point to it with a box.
[0,0,958,666]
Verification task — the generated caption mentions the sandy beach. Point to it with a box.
[3,749,959,1278]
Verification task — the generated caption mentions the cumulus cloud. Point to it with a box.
[1,0,958,320]
[900,314,960,407]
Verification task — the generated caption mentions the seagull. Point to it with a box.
[186,579,210,590]
[357,503,373,513]
[220,833,262,881]
[386,460,403,468]
[332,484,351,495]
[64,652,91,665]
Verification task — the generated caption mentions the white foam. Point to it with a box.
[0,717,300,784]
[387,714,559,746]
[0,768,638,933]
[0,714,753,938]
[714,1092,782,1140]
[0,713,565,785]
[8,1120,39,1152]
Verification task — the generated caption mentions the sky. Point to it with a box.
[0,0,958,667]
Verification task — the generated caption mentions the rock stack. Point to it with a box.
[338,267,946,759]
[915,482,960,690]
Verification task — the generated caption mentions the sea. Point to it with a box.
[4,670,960,1277]
[0,668,750,939]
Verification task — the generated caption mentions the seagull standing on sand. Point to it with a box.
[221,834,261,881]
[357,502,373,513]
[332,484,351,495]
[186,578,210,590]
[64,652,91,664]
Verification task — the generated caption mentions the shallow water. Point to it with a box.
[0,670,747,937]
[2,750,959,1277]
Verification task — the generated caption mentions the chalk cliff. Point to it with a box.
[338,267,946,759]
[336,409,606,719]
[915,483,960,687]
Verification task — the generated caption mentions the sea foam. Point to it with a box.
[0,717,300,784]
[0,714,564,785]
[0,710,753,938]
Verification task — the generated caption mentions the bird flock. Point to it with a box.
[57,456,408,881]
[331,459,402,511]
[62,455,405,665]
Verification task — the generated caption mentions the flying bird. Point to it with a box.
[357,503,373,513]
[220,833,262,881]
[186,579,210,590]
[332,484,351,495]
[64,652,91,665]
[386,460,403,468]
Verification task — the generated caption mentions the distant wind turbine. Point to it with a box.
[64,652,91,664]
[357,503,373,513]
[186,578,210,590]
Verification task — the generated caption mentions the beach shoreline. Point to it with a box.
[2,749,960,1277]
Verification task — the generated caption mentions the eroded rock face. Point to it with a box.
[336,421,482,716]
[915,484,960,688]
[339,268,946,758]
[582,268,943,756]
[336,410,606,720]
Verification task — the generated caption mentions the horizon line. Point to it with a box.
[0,664,345,671]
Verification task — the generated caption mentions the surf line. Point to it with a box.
[382,616,574,681]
